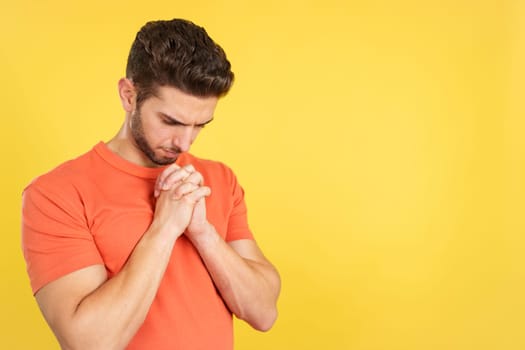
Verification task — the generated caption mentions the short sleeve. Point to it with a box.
[224,170,254,242]
[21,181,104,294]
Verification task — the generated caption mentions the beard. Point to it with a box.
[130,109,180,166]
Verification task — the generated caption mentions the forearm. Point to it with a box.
[188,227,280,331]
[55,225,179,349]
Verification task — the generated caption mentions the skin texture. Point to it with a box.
[34,79,281,350]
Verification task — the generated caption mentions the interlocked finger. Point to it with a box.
[162,164,196,189]
[171,181,200,200]
[155,163,181,196]
[156,164,199,197]
[181,164,195,174]
[182,185,211,203]
[182,171,204,187]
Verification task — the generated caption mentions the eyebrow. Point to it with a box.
[160,113,214,127]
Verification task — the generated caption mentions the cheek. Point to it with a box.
[156,127,175,140]
[144,121,172,142]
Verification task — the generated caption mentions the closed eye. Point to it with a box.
[159,113,214,128]
[197,118,214,128]
[161,117,184,126]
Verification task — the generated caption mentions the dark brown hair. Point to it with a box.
[126,19,234,106]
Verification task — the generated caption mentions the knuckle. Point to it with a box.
[173,186,186,198]
[162,164,178,177]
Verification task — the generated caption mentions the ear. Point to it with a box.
[118,78,136,113]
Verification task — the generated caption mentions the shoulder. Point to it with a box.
[23,147,98,203]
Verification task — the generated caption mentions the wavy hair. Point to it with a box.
[126,19,234,106]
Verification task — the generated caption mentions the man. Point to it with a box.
[21,19,280,350]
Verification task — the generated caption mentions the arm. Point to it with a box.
[33,165,207,350]
[156,166,281,331]
[188,225,281,331]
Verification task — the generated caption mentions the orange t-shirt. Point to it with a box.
[21,142,254,350]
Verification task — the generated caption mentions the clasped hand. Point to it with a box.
[152,163,212,239]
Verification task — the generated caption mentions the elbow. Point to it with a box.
[58,337,123,350]
[244,306,278,332]
[57,336,113,350]
[254,309,278,332]
[54,324,124,350]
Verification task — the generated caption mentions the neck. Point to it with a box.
[107,122,157,168]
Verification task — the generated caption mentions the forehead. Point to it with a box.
[143,85,219,123]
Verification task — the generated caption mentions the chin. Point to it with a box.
[154,155,178,166]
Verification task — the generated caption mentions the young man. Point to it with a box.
[21,19,280,350]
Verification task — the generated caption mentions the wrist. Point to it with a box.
[186,223,219,249]
[148,219,185,241]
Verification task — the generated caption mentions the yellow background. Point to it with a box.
[2,0,524,349]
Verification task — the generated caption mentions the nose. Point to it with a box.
[173,126,194,153]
